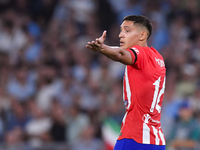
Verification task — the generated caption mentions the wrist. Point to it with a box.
[100,44,107,52]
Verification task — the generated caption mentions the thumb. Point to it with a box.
[97,30,107,44]
[101,30,107,40]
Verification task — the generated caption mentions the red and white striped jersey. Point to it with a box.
[118,45,166,145]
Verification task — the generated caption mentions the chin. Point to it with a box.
[120,45,127,49]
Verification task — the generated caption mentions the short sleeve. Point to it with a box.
[126,45,149,69]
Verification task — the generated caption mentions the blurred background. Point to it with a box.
[0,0,199,150]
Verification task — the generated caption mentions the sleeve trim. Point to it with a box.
[129,48,137,64]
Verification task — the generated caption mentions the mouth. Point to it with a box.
[120,41,124,46]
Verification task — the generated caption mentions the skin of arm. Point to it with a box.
[86,30,134,65]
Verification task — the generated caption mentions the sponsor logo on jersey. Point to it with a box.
[142,114,160,124]
[155,58,165,67]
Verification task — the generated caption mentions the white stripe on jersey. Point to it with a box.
[120,111,128,133]
[122,111,127,125]
[123,81,125,101]
[156,77,166,113]
[125,66,131,109]
[143,123,150,144]
[152,126,160,145]
[159,129,166,145]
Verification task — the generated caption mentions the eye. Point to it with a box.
[126,30,130,32]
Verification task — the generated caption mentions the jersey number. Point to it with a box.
[150,76,165,113]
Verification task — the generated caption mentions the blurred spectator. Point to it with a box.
[24,31,41,63]
[28,0,58,28]
[0,0,14,13]
[192,35,200,62]
[49,100,66,142]
[96,0,116,31]
[161,85,183,140]
[68,0,96,26]
[36,60,62,112]
[66,104,90,144]
[175,64,198,97]
[52,0,71,22]
[7,62,36,102]
[0,10,27,55]
[0,86,11,113]
[5,99,30,132]
[25,100,52,148]
[167,101,200,150]
[4,127,28,150]
[55,70,75,108]
[107,81,125,124]
[189,16,200,42]
[117,0,143,24]
[189,87,200,121]
[70,124,103,150]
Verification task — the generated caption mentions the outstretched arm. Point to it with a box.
[86,31,134,65]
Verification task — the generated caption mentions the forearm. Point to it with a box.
[86,31,133,65]
[100,44,123,62]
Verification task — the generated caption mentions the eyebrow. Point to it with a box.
[120,26,131,30]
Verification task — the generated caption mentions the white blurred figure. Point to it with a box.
[25,101,52,148]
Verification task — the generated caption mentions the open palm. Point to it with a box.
[86,30,107,52]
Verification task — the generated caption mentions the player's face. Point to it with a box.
[119,20,141,49]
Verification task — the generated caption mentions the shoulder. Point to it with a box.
[129,45,156,55]
[149,47,164,58]
[129,45,145,53]
[128,45,148,59]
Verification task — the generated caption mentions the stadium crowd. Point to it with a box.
[0,0,199,150]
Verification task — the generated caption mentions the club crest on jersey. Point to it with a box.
[131,47,139,54]
[124,99,128,107]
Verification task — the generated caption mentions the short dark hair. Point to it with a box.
[123,15,152,39]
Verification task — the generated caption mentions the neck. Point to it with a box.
[138,41,148,47]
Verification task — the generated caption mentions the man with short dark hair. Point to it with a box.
[86,15,166,150]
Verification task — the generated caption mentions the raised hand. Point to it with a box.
[86,30,107,52]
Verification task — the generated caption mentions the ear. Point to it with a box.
[139,31,147,41]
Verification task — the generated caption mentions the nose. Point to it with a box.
[119,31,124,39]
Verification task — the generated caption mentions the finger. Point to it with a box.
[86,45,96,51]
[96,38,101,44]
[88,41,96,45]
[87,42,94,46]
[100,30,107,39]
[87,41,96,47]
[86,45,97,52]
[86,45,92,49]
[96,30,107,44]
[90,41,99,47]
[86,43,99,49]
[89,40,100,47]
